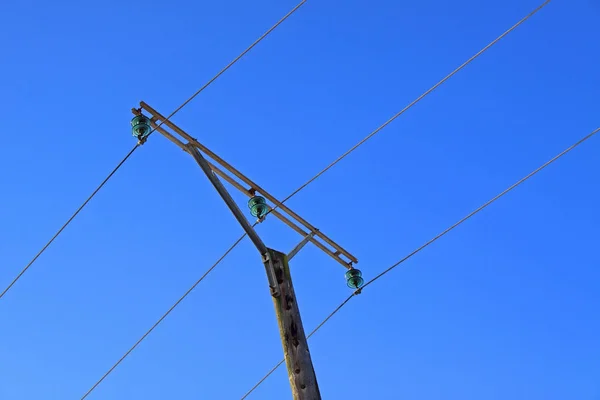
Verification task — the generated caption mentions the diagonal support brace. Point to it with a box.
[185,143,268,256]
[287,230,317,262]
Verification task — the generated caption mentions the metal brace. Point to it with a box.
[287,230,318,261]
[262,251,281,298]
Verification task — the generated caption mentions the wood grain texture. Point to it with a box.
[265,249,321,400]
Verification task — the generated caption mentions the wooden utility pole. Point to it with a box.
[265,249,321,399]
[132,102,359,399]
[185,143,321,398]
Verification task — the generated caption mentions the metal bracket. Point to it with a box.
[263,250,281,298]
[287,230,317,261]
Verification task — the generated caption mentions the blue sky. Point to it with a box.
[1,0,599,399]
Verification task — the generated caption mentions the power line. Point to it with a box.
[0,145,139,300]
[361,128,600,289]
[79,0,552,394]
[241,125,600,399]
[274,0,551,207]
[80,231,248,400]
[0,0,306,302]
[142,0,307,144]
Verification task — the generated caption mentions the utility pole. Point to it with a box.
[266,248,320,398]
[131,102,362,399]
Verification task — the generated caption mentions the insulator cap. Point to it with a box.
[345,268,364,289]
[248,195,268,219]
[131,115,151,140]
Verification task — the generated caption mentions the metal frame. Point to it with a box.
[132,101,358,268]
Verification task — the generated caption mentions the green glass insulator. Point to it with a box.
[131,115,151,139]
[248,196,268,218]
[345,268,364,289]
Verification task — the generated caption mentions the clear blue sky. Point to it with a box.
[1,0,599,399]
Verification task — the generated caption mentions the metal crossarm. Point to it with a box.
[133,101,358,268]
